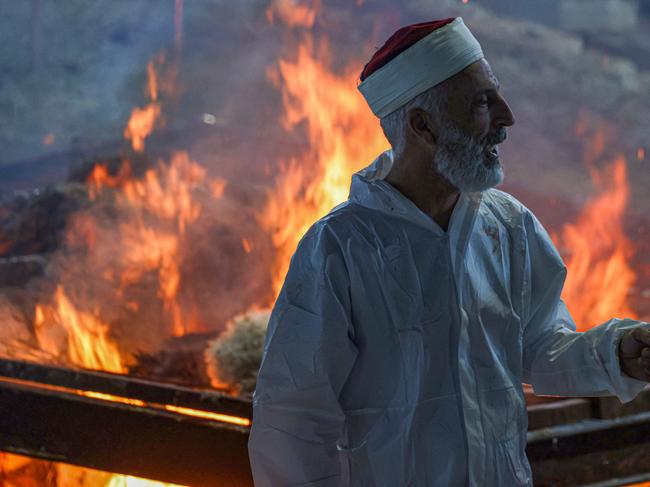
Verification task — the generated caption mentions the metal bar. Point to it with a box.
[0,379,252,486]
[0,358,252,420]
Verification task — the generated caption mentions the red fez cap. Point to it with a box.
[360,18,455,81]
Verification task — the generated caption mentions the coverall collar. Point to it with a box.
[349,149,482,247]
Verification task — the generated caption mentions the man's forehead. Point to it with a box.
[451,59,500,92]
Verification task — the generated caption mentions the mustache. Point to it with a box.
[484,127,507,145]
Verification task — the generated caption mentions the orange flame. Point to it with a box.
[35,286,126,373]
[106,475,185,486]
[559,156,637,331]
[210,178,227,198]
[0,48,238,487]
[124,105,161,153]
[556,116,640,330]
[0,451,187,486]
[124,61,162,153]
[266,0,320,28]
[87,161,134,200]
[241,238,253,253]
[260,35,387,298]
[24,51,224,376]
[86,152,210,337]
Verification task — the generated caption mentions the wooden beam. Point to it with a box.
[0,358,251,420]
[527,398,592,430]
[527,411,650,486]
[0,378,252,486]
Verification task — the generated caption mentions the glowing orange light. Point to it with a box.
[242,238,253,253]
[83,390,146,407]
[0,376,250,427]
[266,0,320,28]
[34,286,126,373]
[210,178,227,198]
[558,117,641,332]
[124,61,162,152]
[260,35,388,299]
[560,157,637,331]
[163,405,251,427]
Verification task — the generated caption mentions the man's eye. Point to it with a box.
[474,97,488,107]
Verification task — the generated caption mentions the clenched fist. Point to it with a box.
[619,327,650,382]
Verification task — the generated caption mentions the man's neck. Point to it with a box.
[384,154,460,232]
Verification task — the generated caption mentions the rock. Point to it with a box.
[0,183,88,258]
[0,254,47,287]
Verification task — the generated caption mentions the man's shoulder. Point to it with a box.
[297,202,369,256]
[482,189,560,258]
[308,201,375,238]
[482,188,527,214]
[481,188,538,228]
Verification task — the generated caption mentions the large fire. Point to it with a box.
[559,156,637,331]
[261,0,387,297]
[0,52,231,487]
[30,148,220,373]
[0,2,646,486]
[35,286,126,373]
[556,118,642,330]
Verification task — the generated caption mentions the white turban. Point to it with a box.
[358,18,484,118]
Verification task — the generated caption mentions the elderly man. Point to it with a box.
[248,18,650,486]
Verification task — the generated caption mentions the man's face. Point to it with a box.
[430,59,515,191]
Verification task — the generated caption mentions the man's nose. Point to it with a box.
[492,93,515,128]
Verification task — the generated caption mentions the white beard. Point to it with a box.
[433,123,504,192]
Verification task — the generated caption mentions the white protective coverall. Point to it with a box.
[248,150,648,486]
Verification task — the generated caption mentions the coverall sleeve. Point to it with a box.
[520,211,648,403]
[248,228,358,486]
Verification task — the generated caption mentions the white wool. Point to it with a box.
[204,309,269,397]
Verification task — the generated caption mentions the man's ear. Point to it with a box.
[407,108,437,146]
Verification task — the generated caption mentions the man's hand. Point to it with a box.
[619,327,650,382]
